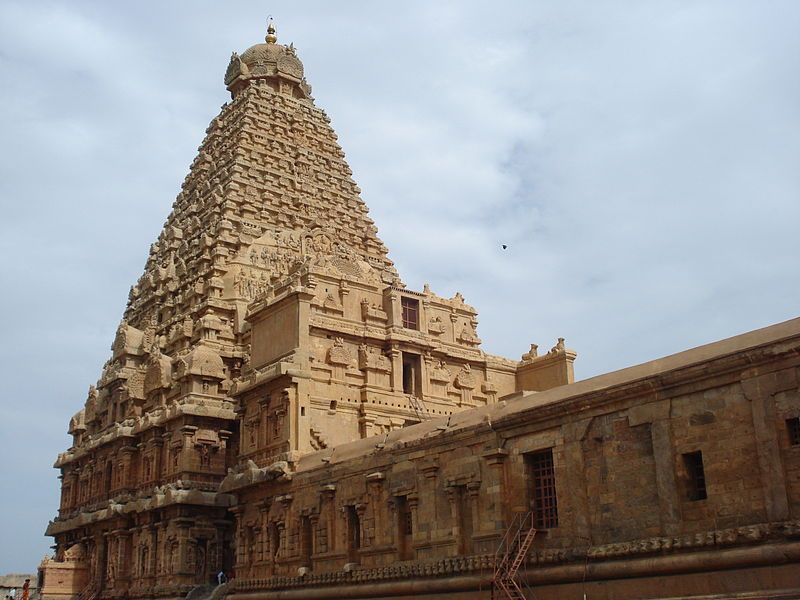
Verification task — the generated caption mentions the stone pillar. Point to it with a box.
[93,534,106,590]
[419,461,440,532]
[152,437,165,480]
[119,446,136,492]
[308,513,320,558]
[257,499,272,565]
[277,494,293,560]
[319,485,336,554]
[444,485,459,548]
[421,352,432,399]
[560,418,593,543]
[115,529,132,585]
[481,448,509,531]
[104,534,116,589]
[154,522,166,578]
[259,396,270,450]
[449,312,458,344]
[389,346,402,392]
[180,426,198,472]
[742,371,792,521]
[366,472,385,548]
[230,506,245,570]
[355,503,367,557]
[174,518,193,576]
[628,400,681,535]
[466,481,481,551]
[218,429,232,474]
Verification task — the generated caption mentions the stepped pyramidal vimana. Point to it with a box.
[40,21,800,600]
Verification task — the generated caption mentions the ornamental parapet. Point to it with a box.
[55,400,237,467]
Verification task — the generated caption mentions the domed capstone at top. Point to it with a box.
[224,19,311,98]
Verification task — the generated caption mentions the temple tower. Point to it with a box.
[44,22,574,600]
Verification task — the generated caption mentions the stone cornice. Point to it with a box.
[46,487,236,535]
[55,400,237,467]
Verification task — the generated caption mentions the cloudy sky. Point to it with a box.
[1,0,798,572]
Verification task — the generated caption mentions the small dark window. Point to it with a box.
[787,417,800,446]
[683,451,707,501]
[528,448,558,529]
[403,508,413,535]
[401,297,419,330]
[300,516,313,568]
[346,505,361,562]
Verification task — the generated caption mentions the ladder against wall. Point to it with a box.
[407,395,430,422]
[493,512,537,600]
[75,582,99,600]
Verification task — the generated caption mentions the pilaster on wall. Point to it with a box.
[481,448,508,535]
[628,399,681,536]
[561,418,593,544]
[741,368,795,522]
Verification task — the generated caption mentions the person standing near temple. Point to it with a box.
[22,579,30,600]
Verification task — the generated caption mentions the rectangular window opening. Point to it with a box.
[396,496,413,560]
[527,448,558,529]
[787,417,800,446]
[401,297,419,330]
[402,352,422,396]
[300,516,313,568]
[683,451,707,501]
[346,505,361,562]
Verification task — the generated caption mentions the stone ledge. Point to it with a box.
[231,519,800,591]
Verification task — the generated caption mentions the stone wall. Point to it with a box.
[222,317,800,599]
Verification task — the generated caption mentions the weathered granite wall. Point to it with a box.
[222,317,800,599]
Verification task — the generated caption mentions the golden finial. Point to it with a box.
[265,17,277,44]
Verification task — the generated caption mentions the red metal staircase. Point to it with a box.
[493,512,537,600]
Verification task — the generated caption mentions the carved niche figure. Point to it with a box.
[430,360,451,384]
[428,316,445,335]
[327,338,352,366]
[357,344,391,371]
[455,364,477,390]
[195,544,206,578]
[308,231,333,255]
[458,324,481,345]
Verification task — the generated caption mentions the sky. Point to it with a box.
[0,0,799,573]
